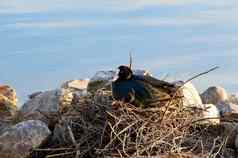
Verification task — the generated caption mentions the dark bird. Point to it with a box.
[112,65,176,107]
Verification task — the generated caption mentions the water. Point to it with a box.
[0,1,237,105]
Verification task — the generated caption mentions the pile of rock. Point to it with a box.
[0,69,238,158]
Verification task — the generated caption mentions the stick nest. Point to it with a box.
[29,89,229,158]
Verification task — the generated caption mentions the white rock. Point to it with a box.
[202,104,220,124]
[91,71,116,81]
[0,120,51,158]
[61,79,89,102]
[201,86,228,105]
[61,79,90,90]
[174,81,203,108]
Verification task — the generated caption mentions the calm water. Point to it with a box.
[0,1,237,105]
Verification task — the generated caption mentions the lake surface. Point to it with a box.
[0,1,237,105]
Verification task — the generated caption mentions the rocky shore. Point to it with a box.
[0,70,238,158]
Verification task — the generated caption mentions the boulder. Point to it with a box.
[28,91,42,99]
[229,94,238,105]
[61,79,89,103]
[201,86,228,105]
[87,71,116,93]
[0,120,51,158]
[216,101,238,116]
[174,81,203,108]
[0,85,17,118]
[61,79,89,91]
[90,71,116,82]
[20,89,73,127]
[202,104,220,124]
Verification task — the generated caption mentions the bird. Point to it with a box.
[112,65,176,108]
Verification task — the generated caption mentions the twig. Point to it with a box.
[46,151,76,158]
[34,148,73,151]
[184,66,219,84]
[160,66,219,124]
[129,52,133,69]
[104,120,139,150]
[67,121,80,158]
[212,136,228,158]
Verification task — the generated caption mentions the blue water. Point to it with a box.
[0,1,237,105]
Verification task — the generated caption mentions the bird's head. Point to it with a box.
[117,65,133,80]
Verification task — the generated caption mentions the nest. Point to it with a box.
[29,89,229,158]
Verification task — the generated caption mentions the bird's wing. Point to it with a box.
[142,76,175,87]
[138,75,176,95]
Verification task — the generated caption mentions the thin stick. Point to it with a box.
[160,66,219,124]
[179,117,221,129]
[184,66,219,84]
[129,52,132,69]
[104,120,139,149]
[67,121,80,158]
[34,148,73,151]
[46,151,76,158]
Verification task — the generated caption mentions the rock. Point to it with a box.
[232,127,238,152]
[87,71,116,93]
[221,122,238,148]
[0,85,18,118]
[0,120,51,158]
[0,85,17,105]
[223,148,237,158]
[233,131,238,151]
[216,101,238,116]
[28,91,42,99]
[90,71,116,82]
[61,79,89,91]
[59,89,74,113]
[61,79,89,104]
[229,94,238,105]
[202,104,220,124]
[52,121,74,145]
[174,81,203,108]
[201,86,228,105]
[20,89,73,127]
